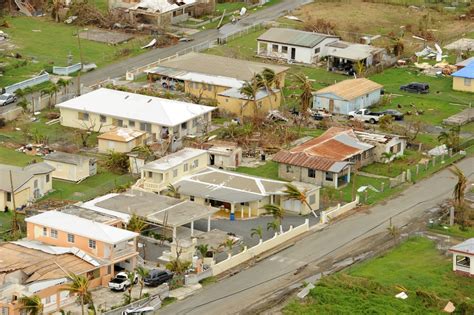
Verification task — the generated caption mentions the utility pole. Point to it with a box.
[76,27,85,96]
[9,170,18,237]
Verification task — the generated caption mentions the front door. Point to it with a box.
[329,99,335,112]
[291,48,296,60]
[210,154,215,166]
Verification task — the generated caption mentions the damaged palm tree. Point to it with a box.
[283,183,318,219]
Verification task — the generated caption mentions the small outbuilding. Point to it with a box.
[44,151,97,182]
[199,140,242,170]
[452,62,474,93]
[98,128,148,154]
[449,238,474,277]
[312,78,383,115]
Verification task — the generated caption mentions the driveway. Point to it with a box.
[159,157,474,315]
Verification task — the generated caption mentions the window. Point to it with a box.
[309,194,316,205]
[194,159,199,167]
[78,112,89,121]
[140,122,151,132]
[46,174,50,183]
[314,47,320,54]
[286,165,292,173]
[282,46,288,53]
[107,265,112,274]
[308,169,316,178]
[129,120,135,127]
[464,78,472,86]
[89,239,96,249]
[183,163,188,172]
[147,171,153,178]
[50,229,58,239]
[67,233,75,243]
[190,196,195,201]
[6,192,11,202]
[100,115,106,123]
[113,119,123,127]
[1,307,9,315]
[43,227,47,236]
[181,122,187,130]
[272,44,278,52]
[325,172,333,181]
[173,169,178,177]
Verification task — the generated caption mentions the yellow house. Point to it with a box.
[452,64,474,93]
[0,162,54,211]
[138,147,209,193]
[216,88,282,117]
[98,127,148,154]
[44,151,97,182]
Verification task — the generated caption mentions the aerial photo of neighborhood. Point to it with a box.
[0,0,473,314]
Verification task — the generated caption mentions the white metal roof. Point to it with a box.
[56,88,216,127]
[142,148,208,172]
[132,0,196,13]
[25,211,138,244]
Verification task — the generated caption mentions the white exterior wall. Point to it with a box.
[313,89,382,115]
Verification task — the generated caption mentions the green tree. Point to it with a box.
[64,273,91,315]
[125,271,137,301]
[256,68,277,109]
[131,145,154,160]
[166,183,180,199]
[19,295,43,315]
[283,183,318,218]
[250,225,263,240]
[266,220,279,233]
[57,78,72,96]
[135,266,149,299]
[127,213,148,233]
[450,165,467,208]
[196,244,209,258]
[261,204,285,225]
[381,151,395,174]
[438,126,460,151]
[293,73,313,117]
[220,239,235,253]
[105,151,129,174]
[239,76,263,119]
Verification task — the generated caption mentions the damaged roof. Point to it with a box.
[258,28,338,48]
[326,41,385,61]
[273,127,373,172]
[131,0,196,13]
[98,128,146,143]
[44,151,96,166]
[0,162,55,192]
[313,78,383,101]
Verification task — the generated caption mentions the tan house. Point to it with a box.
[0,163,54,211]
[174,167,320,217]
[145,53,288,116]
[273,127,374,188]
[197,140,242,170]
[44,152,97,182]
[138,147,209,193]
[216,87,282,117]
[56,88,216,152]
[98,127,148,154]
[452,63,474,93]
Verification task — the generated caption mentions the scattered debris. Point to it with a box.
[82,63,97,72]
[443,301,455,313]
[297,283,315,299]
[16,143,53,156]
[357,185,380,193]
[427,144,448,157]
[266,110,288,122]
[64,16,78,24]
[395,292,408,300]
[284,15,303,22]
[142,38,157,49]
[444,38,474,51]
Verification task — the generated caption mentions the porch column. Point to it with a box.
[231,203,235,214]
[190,220,194,236]
[452,254,457,271]
[257,41,261,55]
[241,205,244,219]
[470,255,474,275]
[347,167,351,183]
[248,205,251,218]
[207,215,211,232]
[334,173,338,189]
[172,226,177,241]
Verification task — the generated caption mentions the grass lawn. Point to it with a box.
[0,146,42,166]
[43,168,135,201]
[429,224,474,239]
[235,161,281,181]
[0,211,13,234]
[216,1,247,14]
[284,237,474,314]
[0,17,148,87]
[360,150,422,178]
[337,174,392,205]
[206,28,266,59]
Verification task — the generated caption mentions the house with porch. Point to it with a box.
[273,127,374,188]
[257,28,339,64]
[326,41,388,74]
[174,167,320,217]
[312,78,383,115]
[449,238,474,277]
[0,163,54,211]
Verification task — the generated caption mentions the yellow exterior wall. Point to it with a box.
[98,134,147,154]
[216,91,281,117]
[453,76,474,93]
[44,160,90,182]
[184,81,229,100]
[2,173,53,210]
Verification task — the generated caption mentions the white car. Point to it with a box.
[108,272,138,291]
[348,108,384,124]
[0,93,17,106]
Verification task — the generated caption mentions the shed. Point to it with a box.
[312,78,383,115]
[98,127,148,154]
[449,238,474,277]
[44,151,97,182]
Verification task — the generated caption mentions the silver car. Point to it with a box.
[0,93,17,106]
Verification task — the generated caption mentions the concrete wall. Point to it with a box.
[212,219,309,276]
[209,148,243,169]
[0,107,23,122]
[216,91,281,117]
[184,81,228,100]
[453,77,474,93]
[372,138,406,163]
[320,195,359,224]
[1,172,52,211]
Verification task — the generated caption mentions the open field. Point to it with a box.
[236,161,280,181]
[0,17,149,87]
[284,237,474,314]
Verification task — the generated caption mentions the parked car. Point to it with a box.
[160,78,177,90]
[144,270,174,287]
[378,109,404,121]
[348,108,384,124]
[311,110,332,121]
[0,93,17,106]
[400,82,429,94]
[108,272,138,291]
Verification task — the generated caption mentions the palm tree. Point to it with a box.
[135,266,149,299]
[57,78,71,97]
[293,73,313,118]
[19,295,43,315]
[196,244,209,258]
[450,165,467,208]
[250,225,263,240]
[387,224,400,243]
[256,68,277,110]
[438,126,460,152]
[266,220,279,233]
[283,183,318,218]
[126,271,137,301]
[381,151,395,174]
[64,273,91,315]
[239,77,262,119]
[220,239,235,253]
[261,204,285,224]
[131,145,154,160]
[166,183,180,199]
[127,213,148,233]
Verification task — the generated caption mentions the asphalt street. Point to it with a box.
[159,157,474,315]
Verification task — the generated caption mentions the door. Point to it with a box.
[290,48,296,60]
[329,99,335,112]
[210,154,215,166]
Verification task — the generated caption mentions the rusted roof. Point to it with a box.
[273,127,373,172]
[314,78,382,101]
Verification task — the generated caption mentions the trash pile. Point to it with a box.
[16,143,53,156]
[414,61,457,77]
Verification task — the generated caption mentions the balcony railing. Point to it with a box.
[143,180,164,192]
[112,245,136,260]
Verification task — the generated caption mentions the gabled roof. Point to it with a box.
[449,238,474,255]
[0,163,55,192]
[452,62,474,79]
[273,127,373,172]
[258,28,338,48]
[56,88,216,127]
[25,211,138,244]
[98,128,147,143]
[142,148,207,172]
[313,78,383,101]
[44,151,95,166]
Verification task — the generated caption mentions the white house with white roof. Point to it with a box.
[56,88,216,151]
[449,238,474,277]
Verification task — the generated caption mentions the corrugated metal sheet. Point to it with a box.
[313,78,383,101]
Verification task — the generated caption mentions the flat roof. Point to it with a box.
[60,205,119,224]
[56,88,216,127]
[327,41,384,61]
[98,128,147,143]
[314,78,383,101]
[142,148,208,172]
[44,151,95,166]
[25,211,138,244]
[0,163,55,192]
[258,28,338,48]
[154,52,289,82]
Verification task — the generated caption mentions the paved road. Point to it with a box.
[160,157,474,315]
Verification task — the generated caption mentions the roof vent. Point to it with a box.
[125,95,129,99]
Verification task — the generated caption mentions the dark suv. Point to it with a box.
[144,270,174,287]
[400,82,429,94]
